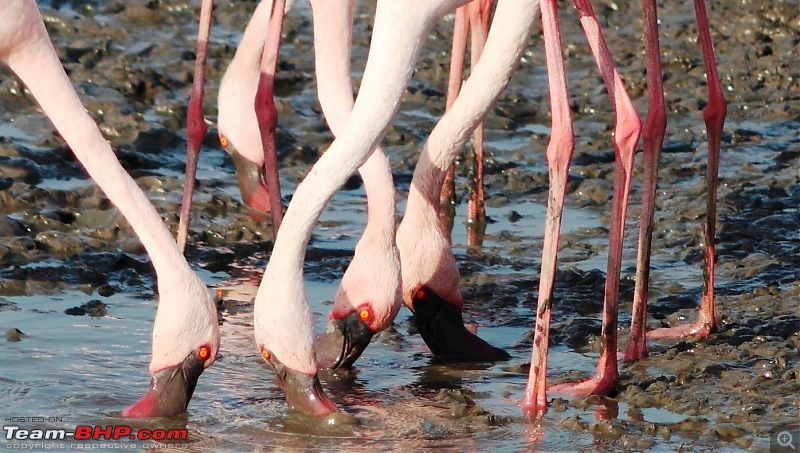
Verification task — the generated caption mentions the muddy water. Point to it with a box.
[1,0,798,451]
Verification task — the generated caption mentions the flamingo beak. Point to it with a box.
[121,351,205,418]
[315,312,374,370]
[412,285,511,362]
[225,145,273,214]
[262,350,338,417]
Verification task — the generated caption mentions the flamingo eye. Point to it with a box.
[219,134,229,148]
[359,309,370,321]
[415,288,427,300]
[260,347,271,361]
[197,344,211,361]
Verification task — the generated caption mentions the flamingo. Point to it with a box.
[178,0,294,253]
[252,0,537,415]
[0,0,220,418]
[395,0,514,363]
[521,0,725,417]
[307,0,403,370]
[176,0,400,369]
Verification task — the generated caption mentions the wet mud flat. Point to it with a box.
[0,0,798,451]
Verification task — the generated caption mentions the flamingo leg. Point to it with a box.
[255,0,287,233]
[439,6,469,241]
[648,0,725,339]
[177,0,214,253]
[623,0,666,363]
[521,0,575,419]
[549,0,642,399]
[465,0,493,247]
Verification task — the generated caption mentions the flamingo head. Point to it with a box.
[253,268,338,417]
[122,273,220,418]
[410,284,510,362]
[258,345,338,417]
[315,240,403,369]
[397,203,509,363]
[219,132,273,214]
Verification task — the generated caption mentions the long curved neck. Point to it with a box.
[4,8,187,279]
[269,0,464,264]
[312,0,395,246]
[408,0,538,211]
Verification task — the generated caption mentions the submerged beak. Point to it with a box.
[262,349,338,417]
[412,286,511,363]
[227,147,273,214]
[121,352,205,418]
[315,312,374,370]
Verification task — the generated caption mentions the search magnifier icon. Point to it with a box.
[778,431,795,449]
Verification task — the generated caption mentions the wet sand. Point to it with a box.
[0,0,798,451]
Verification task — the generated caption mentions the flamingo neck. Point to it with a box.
[217,0,274,165]
[4,13,187,281]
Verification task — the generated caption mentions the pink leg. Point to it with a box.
[255,0,287,233]
[440,6,469,241]
[521,0,575,419]
[623,0,666,362]
[177,0,214,253]
[465,0,493,247]
[648,0,726,339]
[549,0,642,398]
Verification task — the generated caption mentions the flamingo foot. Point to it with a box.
[647,316,716,340]
[549,367,617,399]
[520,394,548,419]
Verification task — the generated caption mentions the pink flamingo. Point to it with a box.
[252,0,538,415]
[395,0,523,363]
[307,0,403,369]
[0,0,220,418]
[178,0,292,252]
[179,0,401,369]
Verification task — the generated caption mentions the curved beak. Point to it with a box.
[262,351,338,417]
[121,352,205,418]
[315,312,374,370]
[227,147,273,214]
[412,286,511,363]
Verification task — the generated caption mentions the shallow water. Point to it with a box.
[1,0,799,451]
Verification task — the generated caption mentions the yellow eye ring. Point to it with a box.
[260,347,271,361]
[219,135,229,148]
[359,309,370,321]
[198,345,211,361]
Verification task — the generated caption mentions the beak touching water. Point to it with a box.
[260,347,338,417]
[412,285,511,363]
[315,311,374,370]
[121,350,206,418]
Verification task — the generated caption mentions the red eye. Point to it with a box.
[415,288,427,300]
[260,347,271,361]
[197,345,211,361]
